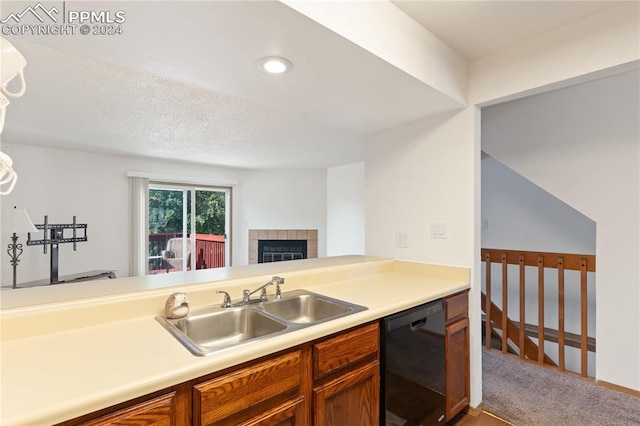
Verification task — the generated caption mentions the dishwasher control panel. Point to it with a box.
[423,301,443,316]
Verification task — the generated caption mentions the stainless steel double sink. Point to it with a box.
[156,289,367,356]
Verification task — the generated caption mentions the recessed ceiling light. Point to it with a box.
[257,56,293,74]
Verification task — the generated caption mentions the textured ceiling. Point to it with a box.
[1,1,462,169]
[1,1,626,169]
[4,40,365,169]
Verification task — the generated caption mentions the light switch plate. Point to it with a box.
[430,223,447,239]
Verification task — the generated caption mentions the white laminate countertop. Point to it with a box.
[0,256,469,425]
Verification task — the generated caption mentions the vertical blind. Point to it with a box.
[129,176,149,276]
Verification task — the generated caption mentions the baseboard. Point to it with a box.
[464,402,484,417]
[465,402,516,425]
[597,380,640,398]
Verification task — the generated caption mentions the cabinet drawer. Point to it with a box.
[238,395,306,426]
[313,322,378,380]
[82,392,175,426]
[194,350,301,425]
[445,291,468,322]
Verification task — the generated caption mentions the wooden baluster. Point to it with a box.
[558,257,565,372]
[537,256,545,365]
[581,258,588,377]
[481,248,595,376]
[501,253,508,354]
[485,252,492,350]
[519,255,525,359]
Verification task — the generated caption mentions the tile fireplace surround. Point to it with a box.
[248,229,318,264]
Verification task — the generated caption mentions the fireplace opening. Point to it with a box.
[258,240,308,263]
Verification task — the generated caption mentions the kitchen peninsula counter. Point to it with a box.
[0,256,469,425]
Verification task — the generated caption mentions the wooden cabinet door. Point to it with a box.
[445,317,470,421]
[238,396,306,426]
[313,322,379,381]
[313,361,379,426]
[82,392,176,426]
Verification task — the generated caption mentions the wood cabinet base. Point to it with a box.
[445,291,470,421]
[59,322,380,426]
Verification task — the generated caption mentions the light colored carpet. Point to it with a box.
[482,348,640,425]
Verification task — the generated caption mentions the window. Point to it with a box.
[148,184,230,274]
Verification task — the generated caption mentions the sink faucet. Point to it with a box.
[248,276,285,301]
[216,276,285,308]
[216,290,232,308]
[243,280,274,302]
[272,276,284,300]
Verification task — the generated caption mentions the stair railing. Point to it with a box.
[481,248,596,377]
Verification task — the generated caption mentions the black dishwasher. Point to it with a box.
[380,299,446,425]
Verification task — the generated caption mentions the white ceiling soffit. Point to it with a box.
[281,0,468,104]
[1,1,465,169]
[392,0,624,61]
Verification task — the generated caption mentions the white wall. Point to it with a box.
[482,155,596,254]
[281,0,467,104]
[327,162,365,256]
[0,143,328,283]
[366,110,477,264]
[235,168,328,265]
[482,70,640,390]
[366,106,482,406]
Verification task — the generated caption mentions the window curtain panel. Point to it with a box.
[129,176,149,276]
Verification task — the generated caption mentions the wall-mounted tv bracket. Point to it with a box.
[26,215,87,284]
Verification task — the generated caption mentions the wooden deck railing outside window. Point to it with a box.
[194,234,225,269]
[481,248,596,377]
[149,233,225,272]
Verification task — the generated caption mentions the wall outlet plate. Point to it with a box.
[396,232,409,248]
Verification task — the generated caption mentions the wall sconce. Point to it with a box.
[7,206,38,289]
